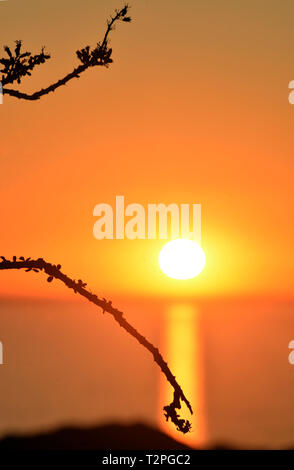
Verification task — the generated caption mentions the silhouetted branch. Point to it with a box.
[0,256,193,434]
[1,5,131,101]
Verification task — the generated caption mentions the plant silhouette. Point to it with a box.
[1,5,131,101]
[0,256,193,434]
[0,3,193,435]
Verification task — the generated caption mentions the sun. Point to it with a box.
[159,239,206,280]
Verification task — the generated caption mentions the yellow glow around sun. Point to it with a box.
[159,239,206,280]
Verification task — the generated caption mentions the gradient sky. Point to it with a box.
[1,0,294,298]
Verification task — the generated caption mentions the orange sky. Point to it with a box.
[1,0,294,298]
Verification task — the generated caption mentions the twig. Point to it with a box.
[3,64,90,101]
[1,5,131,101]
[0,256,193,434]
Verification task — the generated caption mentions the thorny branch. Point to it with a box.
[0,256,193,434]
[0,5,131,101]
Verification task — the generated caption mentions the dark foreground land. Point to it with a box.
[2,423,294,470]
[0,423,191,450]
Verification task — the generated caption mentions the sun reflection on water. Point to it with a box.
[159,303,206,448]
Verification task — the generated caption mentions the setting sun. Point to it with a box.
[159,239,206,280]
